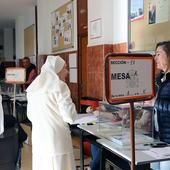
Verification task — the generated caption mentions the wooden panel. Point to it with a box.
[77,0,88,35]
[24,25,35,56]
[81,36,88,97]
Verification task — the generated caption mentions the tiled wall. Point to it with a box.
[86,43,127,100]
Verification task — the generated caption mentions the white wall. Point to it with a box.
[15,7,35,61]
[37,0,77,55]
[88,0,103,46]
[113,0,128,44]
[4,28,13,61]
[88,0,128,46]
[14,0,128,59]
[15,16,24,61]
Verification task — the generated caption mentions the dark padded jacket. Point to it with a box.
[154,72,170,143]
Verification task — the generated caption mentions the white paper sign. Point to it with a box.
[69,68,77,83]
[5,67,26,84]
[69,53,77,68]
[90,18,102,39]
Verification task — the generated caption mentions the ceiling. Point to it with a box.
[0,0,36,28]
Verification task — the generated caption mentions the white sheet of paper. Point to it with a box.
[143,146,170,159]
[69,68,77,83]
[73,113,98,125]
[69,53,77,68]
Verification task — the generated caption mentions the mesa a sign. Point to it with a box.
[105,53,155,104]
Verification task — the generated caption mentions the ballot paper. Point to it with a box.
[143,146,170,159]
[72,113,98,125]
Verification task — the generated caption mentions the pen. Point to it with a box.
[86,122,96,125]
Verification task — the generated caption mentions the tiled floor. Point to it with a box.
[21,143,32,170]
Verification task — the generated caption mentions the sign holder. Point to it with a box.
[105,53,155,170]
[5,67,26,117]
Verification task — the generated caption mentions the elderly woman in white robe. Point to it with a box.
[26,55,77,170]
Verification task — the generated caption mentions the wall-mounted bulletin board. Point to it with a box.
[129,0,170,52]
[51,1,74,52]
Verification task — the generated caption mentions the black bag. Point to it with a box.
[4,115,28,145]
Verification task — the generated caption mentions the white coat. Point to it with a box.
[0,95,4,135]
[26,56,77,170]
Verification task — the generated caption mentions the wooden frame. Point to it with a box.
[51,1,74,52]
[105,53,155,104]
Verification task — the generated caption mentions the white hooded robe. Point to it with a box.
[26,56,77,170]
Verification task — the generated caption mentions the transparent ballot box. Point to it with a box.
[95,101,154,145]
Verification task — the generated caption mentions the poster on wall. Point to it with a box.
[90,18,102,39]
[51,1,74,52]
[148,0,169,25]
[131,0,144,22]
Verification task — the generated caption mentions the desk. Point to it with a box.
[78,123,170,170]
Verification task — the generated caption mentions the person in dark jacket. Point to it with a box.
[21,57,37,91]
[151,41,170,170]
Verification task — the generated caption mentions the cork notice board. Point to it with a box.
[51,1,74,52]
[130,0,170,52]
[24,25,35,56]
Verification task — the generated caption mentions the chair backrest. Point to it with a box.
[80,99,99,113]
[0,128,18,170]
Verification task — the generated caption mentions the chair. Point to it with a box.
[2,94,12,115]
[0,128,18,170]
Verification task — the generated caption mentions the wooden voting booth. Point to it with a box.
[105,53,154,170]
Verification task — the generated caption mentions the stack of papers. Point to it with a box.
[72,113,98,125]
[104,133,154,146]
[143,146,170,159]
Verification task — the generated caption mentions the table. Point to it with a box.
[78,123,170,170]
